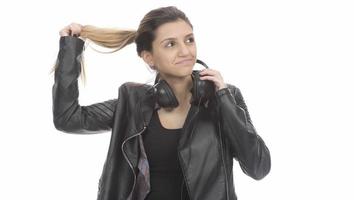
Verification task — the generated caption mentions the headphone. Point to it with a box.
[151,59,215,108]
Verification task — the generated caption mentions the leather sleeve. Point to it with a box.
[215,85,271,180]
[52,36,118,134]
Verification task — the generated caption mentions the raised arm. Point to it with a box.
[52,36,118,134]
[215,85,271,180]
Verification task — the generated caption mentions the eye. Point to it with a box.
[187,37,195,43]
[166,41,175,48]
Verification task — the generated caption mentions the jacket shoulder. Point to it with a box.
[225,83,241,95]
[120,81,153,94]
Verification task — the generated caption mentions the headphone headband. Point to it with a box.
[196,59,209,69]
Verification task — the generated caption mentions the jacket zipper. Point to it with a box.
[178,151,192,200]
[177,105,199,200]
[121,126,147,199]
[218,121,229,200]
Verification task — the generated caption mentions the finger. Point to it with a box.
[200,69,214,76]
[200,75,220,83]
[200,69,219,76]
[200,76,224,90]
[69,24,78,36]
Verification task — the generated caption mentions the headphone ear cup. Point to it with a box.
[155,79,179,108]
[192,71,215,104]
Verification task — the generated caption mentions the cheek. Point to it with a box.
[156,51,174,65]
[191,45,197,55]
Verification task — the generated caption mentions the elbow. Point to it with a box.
[252,158,271,180]
[250,150,271,180]
[242,158,271,181]
[53,116,98,134]
[53,117,77,133]
[239,146,271,180]
[53,118,68,132]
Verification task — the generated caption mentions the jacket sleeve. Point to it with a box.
[52,36,118,134]
[215,85,271,180]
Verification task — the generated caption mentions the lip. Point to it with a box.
[176,59,194,65]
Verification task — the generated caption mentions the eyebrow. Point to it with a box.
[160,33,194,44]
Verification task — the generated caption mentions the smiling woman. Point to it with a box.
[51,5,271,200]
[140,19,197,80]
[140,19,197,95]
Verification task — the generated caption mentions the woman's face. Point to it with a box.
[142,19,197,79]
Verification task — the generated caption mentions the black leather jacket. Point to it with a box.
[52,36,271,200]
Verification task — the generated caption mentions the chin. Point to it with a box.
[179,68,194,76]
[163,66,194,78]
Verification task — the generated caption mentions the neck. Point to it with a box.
[159,73,193,109]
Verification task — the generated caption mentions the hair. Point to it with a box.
[50,6,193,84]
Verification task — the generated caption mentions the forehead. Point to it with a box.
[154,20,193,41]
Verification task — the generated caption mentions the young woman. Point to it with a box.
[52,6,271,200]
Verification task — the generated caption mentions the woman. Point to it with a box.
[52,6,271,200]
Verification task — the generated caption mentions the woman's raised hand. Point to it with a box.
[199,69,227,91]
[59,22,83,37]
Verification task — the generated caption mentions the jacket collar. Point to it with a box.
[141,86,201,150]
[124,83,202,142]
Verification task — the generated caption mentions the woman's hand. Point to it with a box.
[199,69,227,91]
[59,22,83,37]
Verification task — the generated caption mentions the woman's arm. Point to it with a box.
[52,36,118,134]
[215,85,271,180]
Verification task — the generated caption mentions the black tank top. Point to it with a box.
[143,110,190,200]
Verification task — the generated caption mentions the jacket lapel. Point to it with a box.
[122,84,201,200]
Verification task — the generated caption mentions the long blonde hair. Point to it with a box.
[50,6,193,85]
[50,25,137,84]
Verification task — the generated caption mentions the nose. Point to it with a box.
[178,43,190,56]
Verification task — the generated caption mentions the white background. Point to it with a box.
[0,0,353,199]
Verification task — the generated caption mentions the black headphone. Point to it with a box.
[151,59,215,108]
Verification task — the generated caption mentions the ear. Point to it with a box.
[140,50,155,69]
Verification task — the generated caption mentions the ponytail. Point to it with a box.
[50,25,137,85]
